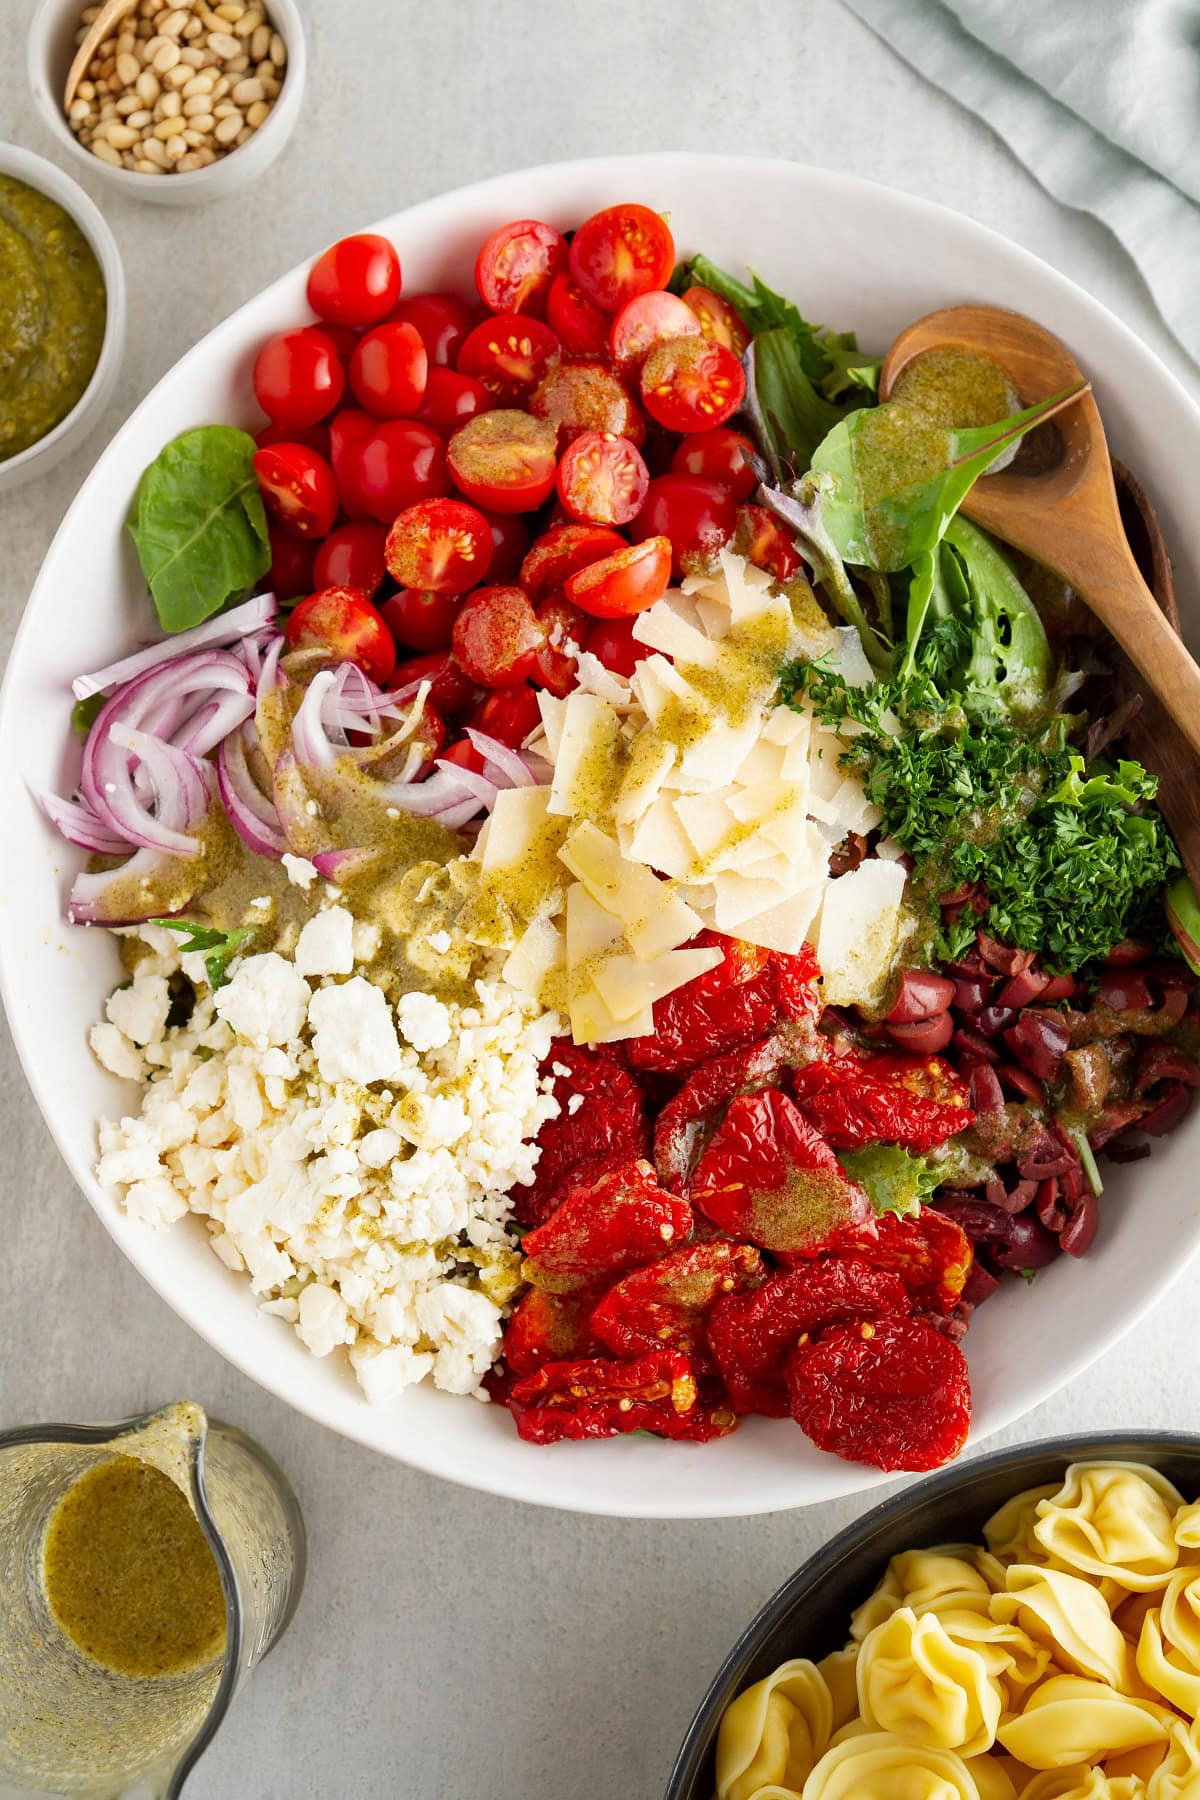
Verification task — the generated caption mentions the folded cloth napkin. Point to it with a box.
[839,0,1200,364]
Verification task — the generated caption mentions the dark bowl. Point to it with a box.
[665,1431,1200,1800]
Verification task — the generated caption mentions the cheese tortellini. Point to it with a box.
[858,1607,1004,1756]
[716,1658,833,1800]
[1032,1465,1184,1593]
[801,1732,981,1799]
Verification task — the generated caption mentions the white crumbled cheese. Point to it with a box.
[296,1282,356,1358]
[426,929,452,955]
[215,953,311,1049]
[396,990,452,1052]
[414,1285,503,1396]
[106,974,172,1046]
[90,1021,146,1081]
[281,853,319,889]
[308,978,403,1085]
[352,919,382,963]
[294,905,356,977]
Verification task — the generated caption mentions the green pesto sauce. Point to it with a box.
[890,347,1019,434]
[846,402,951,571]
[0,175,105,462]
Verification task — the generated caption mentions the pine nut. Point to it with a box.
[81,4,99,18]
[182,91,211,114]
[114,48,140,83]
[143,34,169,55]
[126,107,152,127]
[141,135,169,164]
[182,70,214,93]
[234,8,263,36]
[207,29,239,53]
[180,45,209,64]
[102,120,138,146]
[68,96,90,121]
[226,52,249,71]
[160,88,182,115]
[256,57,274,78]
[231,75,263,103]
[152,40,181,70]
[164,62,191,86]
[213,98,236,115]
[214,108,243,142]
[91,139,123,166]
[269,30,285,63]
[77,78,96,98]
[185,112,215,132]
[162,7,191,32]
[153,113,181,137]
[135,67,160,101]
[182,13,203,36]
[250,22,269,58]
[134,157,164,173]
[99,96,118,115]
[116,30,137,53]
[211,74,231,96]
[215,1,244,18]
[115,92,139,113]
[245,97,269,127]
[165,133,187,160]
[259,73,279,96]
[176,150,206,170]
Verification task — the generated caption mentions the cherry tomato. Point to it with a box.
[348,321,428,418]
[416,368,491,434]
[385,291,474,368]
[609,291,701,370]
[557,431,648,527]
[584,614,642,678]
[285,586,396,683]
[315,321,361,362]
[640,336,746,432]
[738,503,802,582]
[475,218,567,316]
[467,684,543,746]
[457,313,560,403]
[253,442,338,539]
[446,409,558,514]
[545,270,610,354]
[564,536,672,618]
[441,736,488,775]
[630,473,737,577]
[477,508,530,582]
[306,233,401,328]
[452,586,546,688]
[380,587,462,653]
[520,522,626,598]
[681,285,750,356]
[253,327,345,428]
[327,408,376,517]
[392,648,478,713]
[568,204,675,313]
[267,525,316,602]
[343,420,449,524]
[384,497,493,592]
[671,426,758,501]
[312,520,388,596]
[530,360,645,447]
[531,594,586,696]
[256,420,331,457]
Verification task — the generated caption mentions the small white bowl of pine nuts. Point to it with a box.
[26,0,306,204]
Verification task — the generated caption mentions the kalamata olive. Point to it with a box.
[990,1211,1060,1272]
[1138,1083,1195,1137]
[1004,1009,1070,1082]
[1039,974,1077,1002]
[887,969,956,1023]
[977,1005,1017,1039]
[1103,938,1151,965]
[996,967,1051,1009]
[968,1064,1005,1113]
[1060,1190,1099,1257]
[997,1063,1046,1105]
[954,1026,1000,1065]
[886,1012,954,1054]
[977,933,1035,976]
[952,977,990,1014]
[1096,971,1153,1011]
[1135,1043,1200,1094]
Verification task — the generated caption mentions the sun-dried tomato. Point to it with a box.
[520,1159,693,1294]
[507,1349,738,1442]
[590,1239,764,1367]
[653,1032,816,1193]
[509,1044,649,1226]
[690,1089,872,1253]
[622,934,820,1074]
[707,1257,913,1417]
[791,1051,972,1153]
[830,1208,973,1314]
[784,1315,972,1471]
[502,1286,601,1376]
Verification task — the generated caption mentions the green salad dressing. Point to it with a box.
[890,347,1019,434]
[844,402,952,571]
[0,175,105,462]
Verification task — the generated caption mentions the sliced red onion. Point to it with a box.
[106,724,213,857]
[464,728,538,789]
[432,757,501,810]
[37,792,130,855]
[312,847,387,882]
[217,722,287,859]
[291,669,343,768]
[68,846,202,926]
[73,594,277,699]
[376,764,482,817]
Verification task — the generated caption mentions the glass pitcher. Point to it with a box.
[0,1401,305,1798]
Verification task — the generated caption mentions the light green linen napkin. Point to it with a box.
[840,0,1200,363]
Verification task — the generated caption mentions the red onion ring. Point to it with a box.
[217,721,287,859]
[73,594,276,700]
[37,792,130,855]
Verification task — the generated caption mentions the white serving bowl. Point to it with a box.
[3,154,1199,1518]
[0,143,125,493]
[26,0,306,207]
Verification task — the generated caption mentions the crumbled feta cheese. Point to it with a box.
[360,1127,402,1169]
[396,990,452,1052]
[294,905,355,977]
[308,978,403,1085]
[89,1021,145,1081]
[216,953,311,1048]
[106,974,172,1046]
[282,853,319,889]
[416,1285,503,1395]
[349,1340,435,1403]
[352,919,382,964]
[426,929,452,955]
[296,1282,356,1358]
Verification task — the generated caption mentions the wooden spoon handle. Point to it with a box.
[1083,547,1200,763]
[64,0,138,110]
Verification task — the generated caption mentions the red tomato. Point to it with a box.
[545,270,610,354]
[312,520,388,596]
[253,442,338,539]
[253,328,345,428]
[380,587,461,653]
[327,408,375,517]
[630,473,737,577]
[266,526,316,602]
[392,649,478,713]
[557,431,648,527]
[446,410,558,514]
[348,321,428,418]
[285,586,396,683]
[671,426,758,501]
[343,420,449,523]
[564,536,672,618]
[640,336,746,432]
[384,497,493,592]
[531,594,586,696]
[475,218,567,316]
[452,586,546,688]
[530,360,645,447]
[477,508,530,582]
[256,420,330,457]
[386,292,474,368]
[739,503,802,582]
[457,313,560,403]
[520,522,626,598]
[568,204,675,313]
[584,613,642,677]
[441,736,487,775]
[306,233,401,328]
[609,291,701,370]
[416,368,491,434]
[467,684,543,746]
[681,285,750,356]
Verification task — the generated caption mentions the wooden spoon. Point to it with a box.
[64,0,138,111]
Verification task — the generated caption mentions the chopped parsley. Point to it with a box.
[150,919,256,990]
[72,693,106,735]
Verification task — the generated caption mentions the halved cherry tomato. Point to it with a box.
[380,587,461,653]
[584,613,642,677]
[520,522,626,598]
[477,509,530,581]
[392,648,478,713]
[416,368,491,434]
[557,431,648,527]
[531,594,586,696]
[640,336,746,432]
[253,328,345,428]
[671,426,758,501]
[546,270,610,354]
[609,291,701,370]
[267,526,316,602]
[475,218,567,316]
[630,473,736,577]
[564,536,672,618]
[385,291,474,368]
[441,736,487,775]
[253,442,338,539]
[568,204,675,313]
[384,497,493,592]
[457,313,560,403]
[256,420,331,457]
[328,408,376,517]
[738,503,802,582]
[466,684,542,746]
[447,410,558,514]
[285,586,396,683]
[681,285,750,356]
[312,520,388,597]
[348,321,428,418]
[343,420,449,523]
[530,360,645,447]
[452,585,546,688]
[306,233,401,328]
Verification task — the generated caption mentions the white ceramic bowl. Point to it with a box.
[0,143,125,493]
[3,154,1199,1518]
[26,0,306,207]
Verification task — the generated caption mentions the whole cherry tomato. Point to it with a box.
[557,431,649,527]
[738,503,803,582]
[447,410,558,513]
[640,336,746,432]
[266,525,316,602]
[681,286,750,356]
[380,587,462,653]
[564,536,672,618]
[671,426,758,501]
[475,218,567,316]
[349,321,428,418]
[584,613,642,678]
[520,521,626,598]
[253,327,344,428]
[306,233,401,328]
[416,368,491,434]
[609,291,701,371]
[457,313,560,403]
[312,520,388,596]
[452,585,546,688]
[344,420,449,523]
[530,360,645,447]
[385,291,475,367]
[477,508,530,582]
[568,204,675,312]
[531,593,587,696]
[466,684,543,746]
[630,473,737,577]
[327,408,375,517]
[384,497,493,592]
[392,648,478,713]
[545,270,610,354]
[285,586,396,683]
[256,420,331,457]
[253,442,339,539]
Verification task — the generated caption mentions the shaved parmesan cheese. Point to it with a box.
[813,860,908,1006]
[632,592,721,668]
[734,877,827,954]
[592,946,725,1021]
[571,649,633,705]
[503,913,565,1000]
[570,984,654,1045]
[677,712,760,788]
[831,626,875,689]
[616,731,677,826]
[548,693,624,820]
[558,821,702,960]
[630,653,696,726]
[536,691,569,763]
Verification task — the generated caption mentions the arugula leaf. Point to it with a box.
[900,518,1051,712]
[72,692,106,736]
[672,253,843,379]
[150,918,256,989]
[744,331,845,480]
[128,426,271,633]
[838,1145,943,1218]
[819,344,883,402]
[758,482,893,677]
